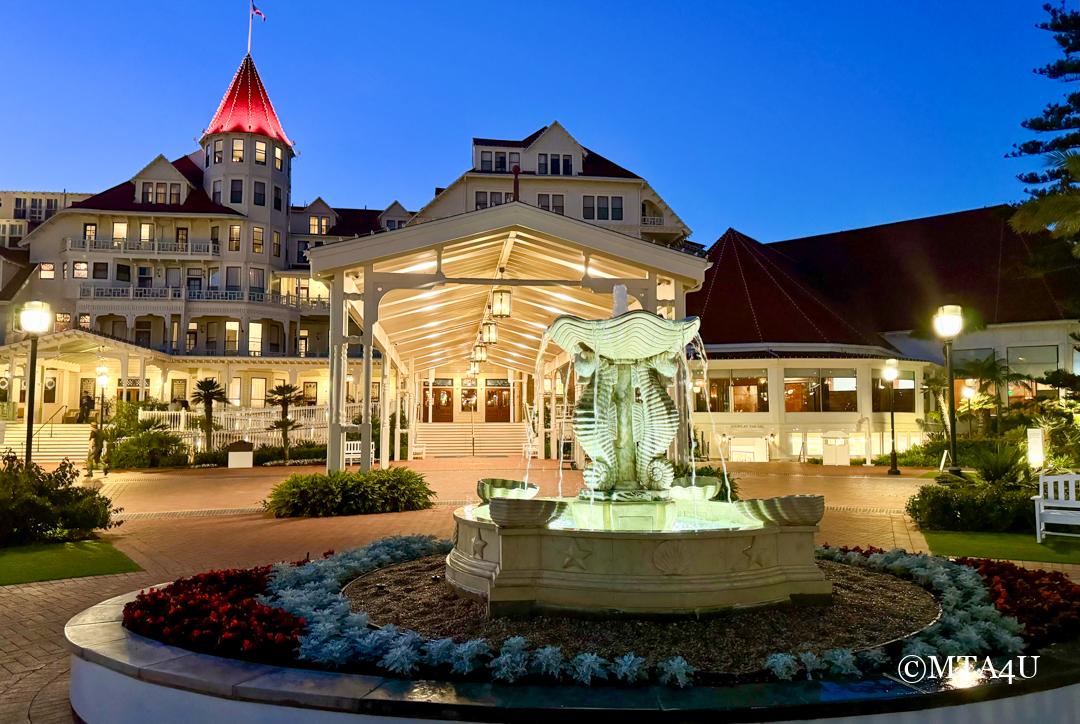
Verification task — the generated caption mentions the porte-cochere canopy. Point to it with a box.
[307,201,711,472]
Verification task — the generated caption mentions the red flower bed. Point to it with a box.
[956,557,1080,648]
[122,566,305,663]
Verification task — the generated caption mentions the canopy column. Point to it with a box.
[327,274,346,473]
[360,273,378,473]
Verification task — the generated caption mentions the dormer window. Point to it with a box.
[510,152,520,170]
[562,155,572,176]
[155,183,167,204]
[495,152,507,172]
[550,155,561,175]
[169,184,181,205]
[141,182,153,203]
[538,154,547,175]
[232,139,245,163]
[480,151,492,172]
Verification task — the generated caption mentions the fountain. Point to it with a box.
[446,299,831,616]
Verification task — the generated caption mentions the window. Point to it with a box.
[83,223,96,241]
[475,191,488,210]
[205,145,211,168]
[141,182,153,203]
[509,152,520,169]
[784,368,857,412]
[695,372,731,413]
[480,150,492,171]
[137,266,152,288]
[210,226,220,248]
[597,195,609,220]
[225,266,241,290]
[228,224,241,252]
[550,154,561,175]
[212,180,222,204]
[73,262,88,279]
[13,197,27,219]
[176,227,188,247]
[495,151,507,172]
[274,145,283,171]
[154,182,166,204]
[273,185,282,211]
[79,313,91,330]
[272,230,281,257]
[1007,345,1059,403]
[552,194,564,215]
[139,222,153,244]
[309,215,320,234]
[112,221,127,241]
[732,370,769,412]
[252,226,264,253]
[39,262,55,279]
[249,267,265,292]
[490,191,503,206]
[563,155,572,175]
[208,267,220,288]
[255,140,267,165]
[213,139,223,163]
[92,262,108,279]
[872,369,916,413]
[538,153,548,175]
[169,183,181,205]
[225,321,240,355]
[230,179,243,204]
[583,195,595,219]
[248,322,263,357]
[583,195,620,221]
[29,198,43,221]
[611,196,623,221]
[116,264,131,283]
[232,138,244,163]
[320,216,329,234]
[254,181,266,206]
[538,193,550,211]
[45,199,58,218]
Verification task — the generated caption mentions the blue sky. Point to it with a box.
[0,1,1060,244]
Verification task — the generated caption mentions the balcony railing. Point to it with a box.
[65,236,220,256]
[78,284,326,312]
[641,216,665,226]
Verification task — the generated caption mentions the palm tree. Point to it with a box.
[266,383,304,461]
[190,378,228,452]
[956,356,1026,434]
[1011,150,1080,241]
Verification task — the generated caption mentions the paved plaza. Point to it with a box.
[0,459,1064,723]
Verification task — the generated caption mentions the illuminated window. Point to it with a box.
[255,140,267,165]
[73,261,88,278]
[169,183,181,205]
[320,216,329,234]
[213,139,223,163]
[254,181,266,206]
[54,312,71,332]
[274,145,283,170]
[228,224,241,252]
[83,223,96,241]
[248,322,263,357]
[140,223,153,244]
[78,313,91,330]
[732,370,769,412]
[155,183,167,204]
[112,221,127,241]
[272,230,281,257]
[872,369,916,413]
[784,368,857,413]
[39,262,55,279]
[252,226,264,253]
[232,139,244,163]
[1007,345,1059,403]
[224,321,239,355]
[308,215,319,234]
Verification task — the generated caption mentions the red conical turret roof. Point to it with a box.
[203,54,292,147]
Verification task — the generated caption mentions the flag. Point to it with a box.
[251,2,266,21]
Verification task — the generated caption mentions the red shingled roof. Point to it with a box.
[689,228,890,349]
[327,208,383,237]
[768,206,1080,332]
[202,54,292,147]
[473,126,548,148]
[70,157,241,216]
[471,126,640,179]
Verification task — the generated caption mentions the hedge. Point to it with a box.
[263,467,436,517]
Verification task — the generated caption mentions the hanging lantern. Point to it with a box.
[472,344,487,363]
[491,286,512,318]
[481,320,498,345]
[468,361,480,376]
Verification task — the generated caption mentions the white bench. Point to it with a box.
[344,441,375,465]
[1033,474,1080,542]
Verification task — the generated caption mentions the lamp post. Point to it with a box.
[95,365,109,427]
[933,304,964,476]
[882,358,900,476]
[18,301,51,464]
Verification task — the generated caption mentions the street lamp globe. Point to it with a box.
[882,358,899,383]
[19,301,51,335]
[96,373,109,388]
[932,304,963,340]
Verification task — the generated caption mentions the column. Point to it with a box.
[138,356,147,401]
[379,370,390,468]
[389,365,399,462]
[159,367,170,401]
[547,369,556,460]
[118,353,129,406]
[327,274,345,473]
[508,367,516,423]
[360,287,377,473]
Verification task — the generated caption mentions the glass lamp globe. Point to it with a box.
[472,344,487,363]
[19,301,51,334]
[933,305,963,340]
[96,373,109,388]
[882,358,899,383]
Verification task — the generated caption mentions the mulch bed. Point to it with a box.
[344,555,940,675]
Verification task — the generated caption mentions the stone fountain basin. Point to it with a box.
[447,499,831,616]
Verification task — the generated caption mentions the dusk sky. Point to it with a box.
[1,1,1061,244]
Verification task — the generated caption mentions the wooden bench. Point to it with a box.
[344,441,375,465]
[1033,474,1080,543]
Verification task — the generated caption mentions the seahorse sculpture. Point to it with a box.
[573,349,617,491]
[633,355,679,490]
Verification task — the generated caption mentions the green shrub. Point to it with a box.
[0,458,121,546]
[193,449,227,467]
[969,444,1029,486]
[263,467,436,518]
[906,483,1034,532]
[254,442,326,466]
[872,438,1003,468]
[109,424,187,469]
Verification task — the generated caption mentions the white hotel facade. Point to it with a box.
[2,53,1077,468]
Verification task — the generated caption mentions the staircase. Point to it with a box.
[0,423,93,463]
[414,422,526,457]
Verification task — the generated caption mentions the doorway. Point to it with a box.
[423,387,454,422]
[485,380,510,422]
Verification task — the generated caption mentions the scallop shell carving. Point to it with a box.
[652,539,691,575]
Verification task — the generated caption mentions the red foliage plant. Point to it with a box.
[956,557,1080,648]
[122,566,305,663]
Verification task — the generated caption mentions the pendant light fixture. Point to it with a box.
[472,343,488,363]
[491,286,512,319]
[481,320,498,345]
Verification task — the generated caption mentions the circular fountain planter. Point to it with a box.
[446,497,832,617]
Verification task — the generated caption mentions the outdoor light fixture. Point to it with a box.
[933,304,964,476]
[961,384,976,400]
[346,374,355,383]
[882,358,900,476]
[468,361,480,376]
[491,286,512,318]
[472,344,487,363]
[18,301,51,464]
[481,320,498,345]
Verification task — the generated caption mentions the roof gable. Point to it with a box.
[131,155,192,186]
[202,54,292,148]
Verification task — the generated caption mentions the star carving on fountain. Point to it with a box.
[741,536,769,569]
[562,539,591,571]
[471,529,487,558]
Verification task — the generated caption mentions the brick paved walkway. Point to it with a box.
[0,459,1057,722]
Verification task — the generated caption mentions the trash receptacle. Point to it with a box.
[821,431,850,466]
[226,440,255,469]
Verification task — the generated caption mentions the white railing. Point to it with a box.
[79,283,319,310]
[141,402,364,434]
[65,237,221,256]
[641,216,665,226]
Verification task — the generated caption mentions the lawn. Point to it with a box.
[0,540,141,585]
[924,530,1080,565]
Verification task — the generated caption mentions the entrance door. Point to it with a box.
[485,387,510,422]
[170,378,187,403]
[423,387,454,422]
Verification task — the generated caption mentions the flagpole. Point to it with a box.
[247,3,252,54]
